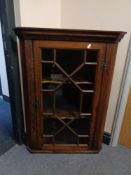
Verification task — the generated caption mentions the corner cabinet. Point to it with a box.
[14,27,126,153]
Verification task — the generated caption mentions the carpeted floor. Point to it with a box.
[0,144,130,175]
[0,99,15,156]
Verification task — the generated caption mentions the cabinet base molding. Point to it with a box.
[27,146,100,154]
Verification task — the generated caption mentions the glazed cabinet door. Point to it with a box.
[33,40,106,152]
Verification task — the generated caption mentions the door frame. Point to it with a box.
[33,40,106,151]
[111,35,131,146]
[0,0,24,143]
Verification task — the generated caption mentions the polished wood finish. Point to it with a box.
[15,27,125,153]
[14,27,125,43]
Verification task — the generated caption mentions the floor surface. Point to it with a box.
[0,99,15,156]
[0,144,130,175]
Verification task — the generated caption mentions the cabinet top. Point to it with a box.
[14,27,126,43]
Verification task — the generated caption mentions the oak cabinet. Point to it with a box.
[15,27,125,153]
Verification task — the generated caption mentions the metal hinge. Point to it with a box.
[33,97,39,111]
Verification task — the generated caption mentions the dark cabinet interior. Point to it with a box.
[15,27,126,153]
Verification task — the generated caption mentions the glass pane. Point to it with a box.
[55,127,77,144]
[72,65,97,84]
[70,118,90,135]
[41,48,53,61]
[55,84,80,118]
[82,93,93,113]
[42,64,65,81]
[43,118,63,144]
[43,118,63,134]
[56,49,84,74]
[42,82,58,90]
[77,82,94,91]
[86,50,98,62]
[43,93,53,113]
[79,137,88,145]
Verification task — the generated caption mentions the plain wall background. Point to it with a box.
[0,21,9,97]
[14,0,61,28]
[13,0,131,133]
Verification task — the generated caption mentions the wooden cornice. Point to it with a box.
[14,27,126,43]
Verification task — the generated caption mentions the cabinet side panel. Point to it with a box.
[33,41,43,149]
[93,43,118,150]
[20,40,37,149]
